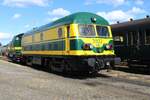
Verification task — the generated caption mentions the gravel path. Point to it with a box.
[0,60,150,100]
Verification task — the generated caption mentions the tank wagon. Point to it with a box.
[21,12,115,73]
[111,16,150,67]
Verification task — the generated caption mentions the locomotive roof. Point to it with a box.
[111,17,150,30]
[11,33,24,41]
[14,33,24,38]
[24,12,109,35]
[10,33,24,43]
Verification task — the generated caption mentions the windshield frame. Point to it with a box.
[78,24,96,37]
[78,24,111,38]
[96,25,110,38]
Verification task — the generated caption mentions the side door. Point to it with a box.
[127,30,140,59]
[142,28,150,61]
[65,25,70,55]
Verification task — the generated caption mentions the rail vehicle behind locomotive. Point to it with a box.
[0,45,8,56]
[7,33,24,62]
[21,12,115,73]
[111,16,150,67]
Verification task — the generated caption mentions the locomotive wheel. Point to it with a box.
[148,67,150,74]
[26,57,33,66]
[48,61,53,72]
[89,70,97,75]
[127,59,133,68]
[63,61,72,74]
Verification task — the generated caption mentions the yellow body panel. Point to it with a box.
[43,26,65,41]
[22,51,66,55]
[23,35,32,44]
[70,24,78,37]
[14,47,22,50]
[43,28,58,41]
[34,33,41,42]
[68,50,114,56]
[22,50,114,56]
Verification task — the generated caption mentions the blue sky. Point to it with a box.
[0,0,149,45]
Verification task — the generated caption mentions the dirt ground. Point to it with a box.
[0,59,150,100]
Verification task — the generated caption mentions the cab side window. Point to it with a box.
[114,36,124,46]
[58,28,63,38]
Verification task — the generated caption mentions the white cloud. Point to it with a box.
[0,32,13,40]
[13,13,21,19]
[47,17,59,22]
[48,8,70,17]
[3,0,52,7]
[24,24,30,28]
[47,8,71,22]
[97,10,131,24]
[85,0,126,6]
[127,7,146,15]
[97,7,146,24]
[85,0,144,6]
[135,0,144,5]
[97,0,125,6]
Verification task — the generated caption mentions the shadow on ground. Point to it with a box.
[1,57,109,79]
[114,65,150,75]
[24,64,111,79]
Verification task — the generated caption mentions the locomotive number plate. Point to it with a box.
[92,39,102,46]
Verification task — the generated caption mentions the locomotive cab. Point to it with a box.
[66,23,114,72]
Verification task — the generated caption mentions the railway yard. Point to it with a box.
[0,57,150,100]
[0,0,149,100]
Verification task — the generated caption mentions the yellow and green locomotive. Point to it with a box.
[22,12,115,73]
[7,33,24,62]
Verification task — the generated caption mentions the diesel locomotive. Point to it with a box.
[10,12,115,73]
[7,33,24,62]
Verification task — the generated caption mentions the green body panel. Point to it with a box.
[51,12,109,26]
[24,12,109,35]
[24,40,65,51]
[70,39,113,53]
[23,38,113,53]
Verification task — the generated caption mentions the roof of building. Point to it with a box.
[24,12,109,35]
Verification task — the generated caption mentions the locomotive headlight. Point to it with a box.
[89,44,94,49]
[83,43,93,50]
[106,44,113,50]
[91,17,97,22]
